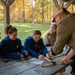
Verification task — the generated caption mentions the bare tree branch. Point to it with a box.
[60,0,64,7]
[9,0,15,6]
[6,0,10,6]
[6,0,11,6]
[53,0,60,9]
[64,0,73,9]
[6,0,15,6]
[0,0,6,6]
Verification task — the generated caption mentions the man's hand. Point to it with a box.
[61,49,75,65]
[38,55,45,60]
[25,52,28,56]
[61,57,69,65]
[48,52,53,59]
[46,53,50,59]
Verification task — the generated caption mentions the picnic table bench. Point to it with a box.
[0,47,73,75]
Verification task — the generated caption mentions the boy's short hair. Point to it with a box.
[33,30,41,36]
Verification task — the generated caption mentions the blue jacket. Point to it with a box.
[0,36,27,57]
[24,36,48,58]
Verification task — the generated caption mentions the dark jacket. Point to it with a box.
[0,36,27,57]
[24,36,48,58]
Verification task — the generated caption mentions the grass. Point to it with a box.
[0,22,50,44]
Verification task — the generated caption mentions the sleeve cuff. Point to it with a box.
[21,50,27,54]
[51,48,56,56]
[33,53,40,58]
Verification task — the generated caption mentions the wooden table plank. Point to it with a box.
[0,59,17,68]
[17,63,66,75]
[0,61,38,75]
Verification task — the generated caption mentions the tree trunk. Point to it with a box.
[41,0,44,23]
[50,1,51,23]
[47,0,48,23]
[4,6,10,26]
[22,0,26,23]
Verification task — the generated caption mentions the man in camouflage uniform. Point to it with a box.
[50,8,75,74]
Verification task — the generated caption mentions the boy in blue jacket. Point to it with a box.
[24,30,50,60]
[0,25,28,62]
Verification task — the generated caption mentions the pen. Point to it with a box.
[45,57,56,65]
[45,57,51,62]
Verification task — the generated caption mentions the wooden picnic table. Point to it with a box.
[0,46,73,75]
[0,55,73,75]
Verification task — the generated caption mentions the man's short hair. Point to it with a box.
[33,30,41,36]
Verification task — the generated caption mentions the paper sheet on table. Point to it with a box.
[29,58,44,65]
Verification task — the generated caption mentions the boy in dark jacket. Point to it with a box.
[24,30,50,60]
[0,25,28,62]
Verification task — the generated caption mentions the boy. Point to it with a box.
[24,30,50,60]
[44,22,57,46]
[0,25,28,62]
